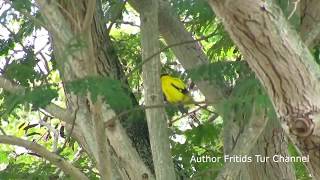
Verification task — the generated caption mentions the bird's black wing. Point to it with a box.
[171,83,189,94]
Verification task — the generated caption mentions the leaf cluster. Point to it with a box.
[66,76,132,111]
[1,85,58,118]
[171,122,223,178]
[188,61,244,89]
[4,52,42,86]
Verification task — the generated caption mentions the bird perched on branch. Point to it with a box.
[160,74,200,126]
[160,74,192,104]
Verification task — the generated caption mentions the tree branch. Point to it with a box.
[106,0,127,34]
[129,0,226,106]
[140,0,176,178]
[300,0,320,48]
[216,106,268,180]
[0,135,88,180]
[91,99,112,179]
[125,30,218,80]
[82,0,96,32]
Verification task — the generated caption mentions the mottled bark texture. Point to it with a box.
[209,0,320,178]
[300,0,320,47]
[35,0,154,179]
[140,0,176,179]
[245,118,294,180]
[220,107,295,180]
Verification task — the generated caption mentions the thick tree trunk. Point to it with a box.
[35,0,154,179]
[208,0,320,178]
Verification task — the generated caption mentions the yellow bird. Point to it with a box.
[160,74,192,105]
[160,74,200,125]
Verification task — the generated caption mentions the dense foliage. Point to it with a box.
[0,0,317,179]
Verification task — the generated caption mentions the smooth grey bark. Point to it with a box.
[140,0,176,179]
[221,98,295,180]
[218,108,268,179]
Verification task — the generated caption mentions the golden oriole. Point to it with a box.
[160,74,192,104]
[160,74,200,125]
[161,74,200,127]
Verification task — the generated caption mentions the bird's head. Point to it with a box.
[160,73,169,77]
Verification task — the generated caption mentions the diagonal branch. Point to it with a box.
[300,0,320,48]
[0,135,88,180]
[216,106,268,180]
[82,0,96,32]
[304,22,320,47]
[91,99,112,179]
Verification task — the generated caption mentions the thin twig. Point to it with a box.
[0,127,6,135]
[169,105,204,126]
[38,114,59,151]
[105,101,210,128]
[117,20,140,27]
[56,97,78,154]
[125,30,218,80]
[106,0,127,34]
[288,0,301,20]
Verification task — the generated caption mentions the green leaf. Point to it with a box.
[0,151,9,164]
[11,0,32,12]
[4,52,41,86]
[0,39,15,56]
[66,76,132,111]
